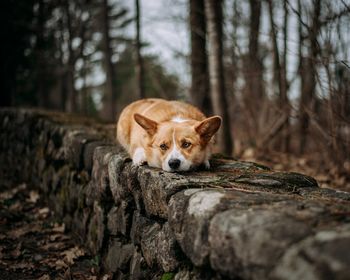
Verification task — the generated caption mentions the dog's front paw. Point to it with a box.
[204,160,210,169]
[132,148,147,166]
[133,158,147,166]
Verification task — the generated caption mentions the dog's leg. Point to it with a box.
[132,147,147,166]
[204,159,210,169]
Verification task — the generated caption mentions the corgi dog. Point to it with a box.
[116,98,221,172]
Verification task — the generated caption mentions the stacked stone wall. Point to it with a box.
[1,108,349,279]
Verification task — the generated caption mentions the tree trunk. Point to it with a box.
[135,0,145,99]
[298,0,320,154]
[244,0,263,135]
[281,0,290,152]
[190,0,211,116]
[81,56,88,115]
[204,0,233,155]
[101,0,116,121]
[36,0,48,108]
[64,0,77,113]
[267,0,290,152]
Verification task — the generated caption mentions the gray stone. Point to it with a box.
[88,145,119,205]
[174,270,191,280]
[168,188,288,267]
[168,189,225,266]
[156,222,181,272]
[232,171,318,191]
[40,165,55,193]
[137,167,233,219]
[299,187,350,202]
[87,202,105,255]
[271,224,350,280]
[210,158,270,171]
[130,211,153,245]
[93,145,119,168]
[63,130,100,170]
[208,200,332,280]
[85,181,98,207]
[83,140,109,173]
[107,201,131,236]
[140,221,161,267]
[174,267,220,280]
[122,163,144,211]
[133,217,181,271]
[108,153,132,204]
[72,207,91,241]
[132,215,181,270]
[129,248,145,280]
[105,238,134,272]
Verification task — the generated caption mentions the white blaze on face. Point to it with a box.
[171,116,189,123]
[162,128,192,172]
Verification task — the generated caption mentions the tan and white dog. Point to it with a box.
[116,98,221,172]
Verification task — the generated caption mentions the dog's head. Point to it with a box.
[134,114,221,172]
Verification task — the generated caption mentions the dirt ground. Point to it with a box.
[0,182,110,280]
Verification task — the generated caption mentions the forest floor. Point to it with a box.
[0,182,110,280]
[241,150,350,193]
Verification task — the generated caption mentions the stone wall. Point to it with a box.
[1,108,350,280]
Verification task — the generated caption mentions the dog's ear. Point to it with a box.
[134,113,158,136]
[195,116,221,142]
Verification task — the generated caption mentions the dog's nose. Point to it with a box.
[168,159,181,170]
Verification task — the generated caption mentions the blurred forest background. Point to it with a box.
[1,0,349,188]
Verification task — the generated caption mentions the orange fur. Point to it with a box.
[116,98,221,172]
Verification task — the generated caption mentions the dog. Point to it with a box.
[116,98,221,172]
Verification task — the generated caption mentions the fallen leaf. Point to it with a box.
[64,267,72,280]
[49,233,70,242]
[10,242,22,259]
[101,274,112,280]
[10,261,35,271]
[0,184,26,200]
[9,201,22,211]
[52,223,65,233]
[61,246,85,265]
[38,207,50,217]
[41,241,70,251]
[7,223,41,239]
[27,190,40,204]
[54,259,68,270]
[38,274,51,280]
[315,174,329,182]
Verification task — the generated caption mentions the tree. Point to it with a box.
[63,0,78,112]
[204,0,233,155]
[243,0,264,137]
[267,0,290,152]
[45,0,94,112]
[298,0,321,154]
[189,0,211,116]
[113,45,180,115]
[135,0,145,99]
[0,0,36,107]
[100,0,117,121]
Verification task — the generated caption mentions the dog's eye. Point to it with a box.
[182,141,191,148]
[160,144,168,151]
